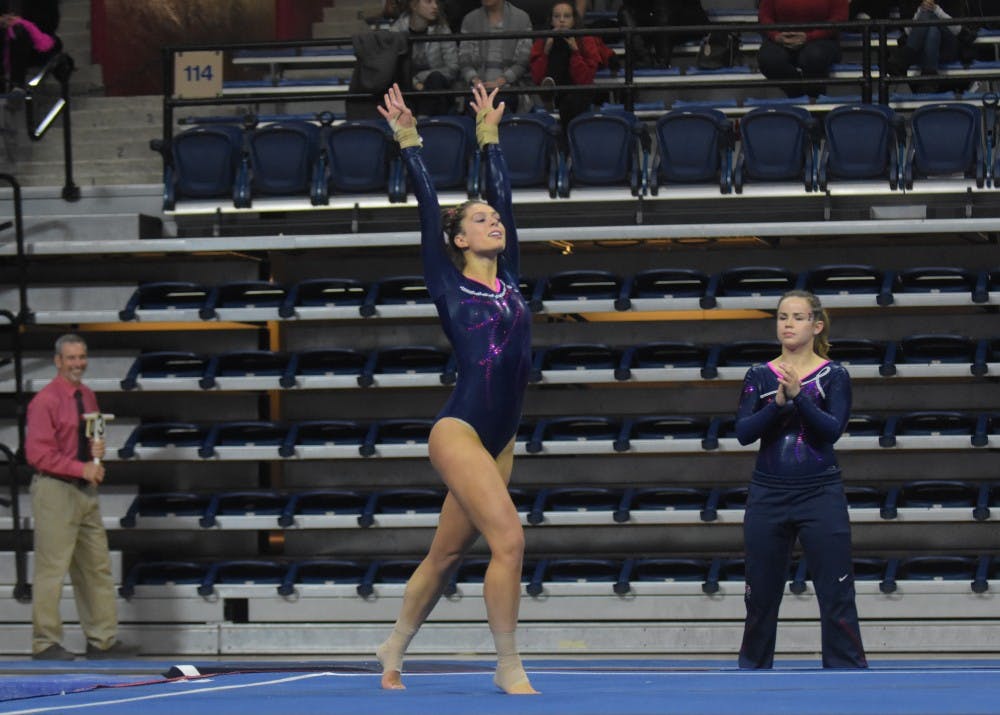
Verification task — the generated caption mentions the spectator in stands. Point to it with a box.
[617,0,710,68]
[735,291,868,670]
[391,0,460,116]
[25,334,138,661]
[529,1,613,131]
[375,83,536,694]
[0,0,61,101]
[458,0,534,112]
[848,0,893,19]
[888,0,977,92]
[757,0,847,98]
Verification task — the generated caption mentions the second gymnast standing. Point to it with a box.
[374,83,537,694]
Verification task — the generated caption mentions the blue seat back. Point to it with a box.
[414,115,476,190]
[172,125,244,198]
[655,108,729,183]
[823,104,897,179]
[567,111,640,186]
[327,120,393,193]
[910,103,981,177]
[248,120,321,195]
[498,113,560,188]
[739,106,814,181]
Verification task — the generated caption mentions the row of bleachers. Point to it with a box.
[157,101,1000,211]
[92,480,1000,532]
[5,335,996,395]
[116,553,1000,601]
[0,409,984,462]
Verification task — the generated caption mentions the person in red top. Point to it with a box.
[25,334,136,660]
[529,1,612,132]
[757,0,847,97]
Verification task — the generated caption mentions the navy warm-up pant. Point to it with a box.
[739,480,868,669]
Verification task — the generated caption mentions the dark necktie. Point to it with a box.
[74,390,89,462]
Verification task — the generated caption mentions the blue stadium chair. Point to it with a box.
[733,105,817,193]
[880,480,979,521]
[701,340,781,379]
[826,339,887,371]
[797,264,888,303]
[199,281,287,320]
[359,418,435,457]
[529,269,623,312]
[358,488,446,527]
[153,124,247,210]
[525,415,622,454]
[117,422,208,459]
[119,492,211,528]
[323,119,398,202]
[614,557,709,594]
[530,343,620,383]
[615,268,709,311]
[700,266,797,309]
[972,267,998,304]
[651,107,733,195]
[199,490,286,528]
[527,487,622,525]
[879,410,980,448]
[851,557,888,582]
[278,489,367,527]
[700,486,748,521]
[199,350,289,389]
[279,420,368,458]
[120,352,207,390]
[614,415,709,453]
[119,281,210,321]
[903,103,985,189]
[844,413,884,437]
[497,113,564,197]
[198,421,288,459]
[280,349,368,389]
[401,115,478,198]
[843,485,884,510]
[817,103,903,191]
[613,486,709,523]
[703,557,747,594]
[197,559,288,597]
[527,558,622,596]
[278,277,368,318]
[615,341,707,381]
[357,559,422,597]
[563,110,650,197]
[278,559,368,596]
[360,275,431,317]
[887,334,978,372]
[119,560,208,598]
[246,120,325,204]
[972,338,998,378]
[879,555,980,594]
[881,267,980,306]
[358,346,454,388]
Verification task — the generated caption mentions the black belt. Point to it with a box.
[38,472,88,489]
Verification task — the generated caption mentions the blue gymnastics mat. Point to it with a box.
[2,658,999,715]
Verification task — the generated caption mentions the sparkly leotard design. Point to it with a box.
[734,361,851,485]
[403,143,531,457]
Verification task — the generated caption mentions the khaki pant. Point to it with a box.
[30,474,118,654]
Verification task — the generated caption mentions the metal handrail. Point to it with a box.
[22,53,79,201]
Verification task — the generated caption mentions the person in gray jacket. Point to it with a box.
[459,0,533,111]
[391,0,459,116]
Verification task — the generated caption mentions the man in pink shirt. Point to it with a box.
[26,334,136,660]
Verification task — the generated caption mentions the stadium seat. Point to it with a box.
[531,343,620,383]
[889,334,979,372]
[358,345,454,388]
[843,485,884,510]
[360,275,431,317]
[733,105,817,193]
[323,118,398,202]
[879,554,980,594]
[278,277,368,318]
[880,480,980,522]
[119,492,211,528]
[616,268,709,311]
[119,352,207,390]
[278,559,368,596]
[797,264,888,305]
[357,559,422,597]
[279,420,369,458]
[879,410,980,448]
[246,120,325,204]
[881,267,980,306]
[614,415,710,453]
[117,422,208,459]
[651,107,734,195]
[826,338,887,371]
[358,488,446,527]
[527,487,622,525]
[401,115,478,198]
[817,103,903,191]
[615,341,708,381]
[701,340,781,379]
[527,558,622,596]
[563,110,649,196]
[198,421,288,459]
[153,124,247,211]
[903,103,985,189]
[702,557,747,593]
[278,489,367,527]
[199,490,286,528]
[119,281,210,321]
[497,113,564,197]
[359,418,435,457]
[280,349,368,389]
[119,560,208,598]
[700,487,748,522]
[197,559,288,597]
[199,350,289,389]
[529,270,624,312]
[199,281,287,320]
[526,415,622,454]
[972,268,998,304]
[614,557,709,594]
[700,266,797,309]
[613,486,709,523]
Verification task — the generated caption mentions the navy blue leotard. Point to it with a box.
[403,142,531,458]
